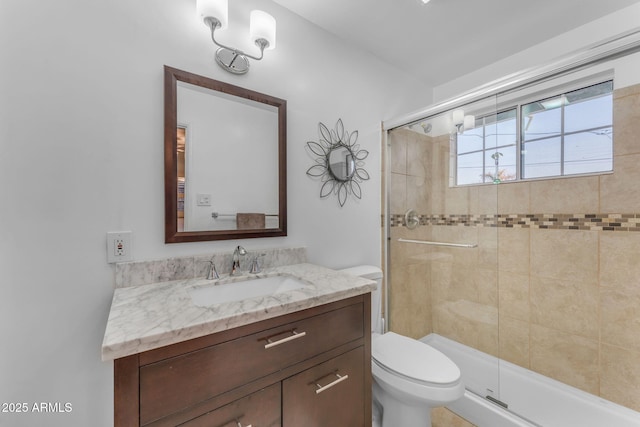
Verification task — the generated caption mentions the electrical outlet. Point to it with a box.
[107,231,133,263]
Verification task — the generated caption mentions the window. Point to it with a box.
[457,109,517,185]
[455,80,613,186]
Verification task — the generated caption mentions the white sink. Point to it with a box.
[190,275,312,307]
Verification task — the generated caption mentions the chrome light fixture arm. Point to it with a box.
[204,16,269,73]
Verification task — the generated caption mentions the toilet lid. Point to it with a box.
[372,332,461,385]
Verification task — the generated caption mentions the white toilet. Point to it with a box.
[340,266,464,427]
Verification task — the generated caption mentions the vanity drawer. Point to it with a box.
[282,346,365,427]
[139,302,364,425]
[180,383,280,427]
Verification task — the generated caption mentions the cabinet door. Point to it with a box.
[181,383,280,427]
[140,303,363,424]
[283,347,365,427]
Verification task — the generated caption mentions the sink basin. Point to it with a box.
[190,275,312,307]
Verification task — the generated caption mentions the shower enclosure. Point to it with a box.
[382,29,640,426]
[385,97,503,413]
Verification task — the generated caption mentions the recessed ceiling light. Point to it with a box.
[421,0,431,4]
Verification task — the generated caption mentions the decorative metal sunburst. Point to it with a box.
[306,119,370,207]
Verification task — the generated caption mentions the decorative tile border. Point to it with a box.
[387,213,640,232]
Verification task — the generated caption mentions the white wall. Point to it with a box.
[433,3,640,102]
[0,0,430,426]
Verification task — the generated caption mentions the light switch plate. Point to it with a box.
[197,193,212,206]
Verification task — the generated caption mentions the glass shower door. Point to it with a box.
[385,97,502,421]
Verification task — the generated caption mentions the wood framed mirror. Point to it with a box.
[164,66,287,243]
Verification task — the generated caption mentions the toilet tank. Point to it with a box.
[339,265,383,334]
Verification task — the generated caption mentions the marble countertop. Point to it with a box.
[102,263,375,361]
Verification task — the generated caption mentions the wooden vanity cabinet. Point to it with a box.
[114,294,372,427]
[283,346,365,427]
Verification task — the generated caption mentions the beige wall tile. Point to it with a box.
[471,184,498,215]
[431,226,479,266]
[530,324,599,394]
[445,186,470,215]
[499,317,530,368]
[600,153,640,213]
[498,228,530,274]
[442,265,482,304]
[529,176,599,214]
[478,226,498,267]
[430,261,454,305]
[498,271,530,322]
[601,285,640,353]
[601,344,640,412]
[600,232,640,289]
[530,275,599,339]
[406,262,432,339]
[431,138,451,214]
[389,129,407,174]
[407,133,432,177]
[614,84,640,99]
[477,320,500,357]
[613,90,640,156]
[390,172,407,214]
[407,175,431,214]
[388,265,412,337]
[476,268,498,307]
[530,229,598,283]
[431,184,445,215]
[498,181,530,214]
[389,239,433,338]
[433,301,497,352]
[390,226,432,266]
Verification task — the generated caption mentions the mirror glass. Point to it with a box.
[328,146,355,181]
[165,66,287,243]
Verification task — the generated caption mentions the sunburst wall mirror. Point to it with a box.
[306,119,369,207]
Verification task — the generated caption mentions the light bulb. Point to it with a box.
[452,109,464,125]
[197,0,228,29]
[250,10,276,50]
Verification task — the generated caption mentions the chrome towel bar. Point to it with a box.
[398,238,478,248]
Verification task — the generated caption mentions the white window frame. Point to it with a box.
[454,75,614,187]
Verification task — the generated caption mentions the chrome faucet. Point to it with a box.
[230,246,247,276]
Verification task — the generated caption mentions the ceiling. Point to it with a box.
[272,0,640,87]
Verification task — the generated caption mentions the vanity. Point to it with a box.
[103,263,375,427]
[104,66,376,425]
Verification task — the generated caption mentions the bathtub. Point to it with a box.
[422,333,640,427]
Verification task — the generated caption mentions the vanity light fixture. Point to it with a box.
[452,109,464,129]
[463,114,475,131]
[452,109,475,134]
[197,0,276,74]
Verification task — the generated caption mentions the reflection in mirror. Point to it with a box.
[177,126,186,231]
[177,81,279,232]
[328,146,355,181]
[165,66,287,243]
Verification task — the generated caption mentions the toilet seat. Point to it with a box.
[373,332,461,386]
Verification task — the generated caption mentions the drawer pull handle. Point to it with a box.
[264,330,306,349]
[315,373,349,394]
[216,419,252,427]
